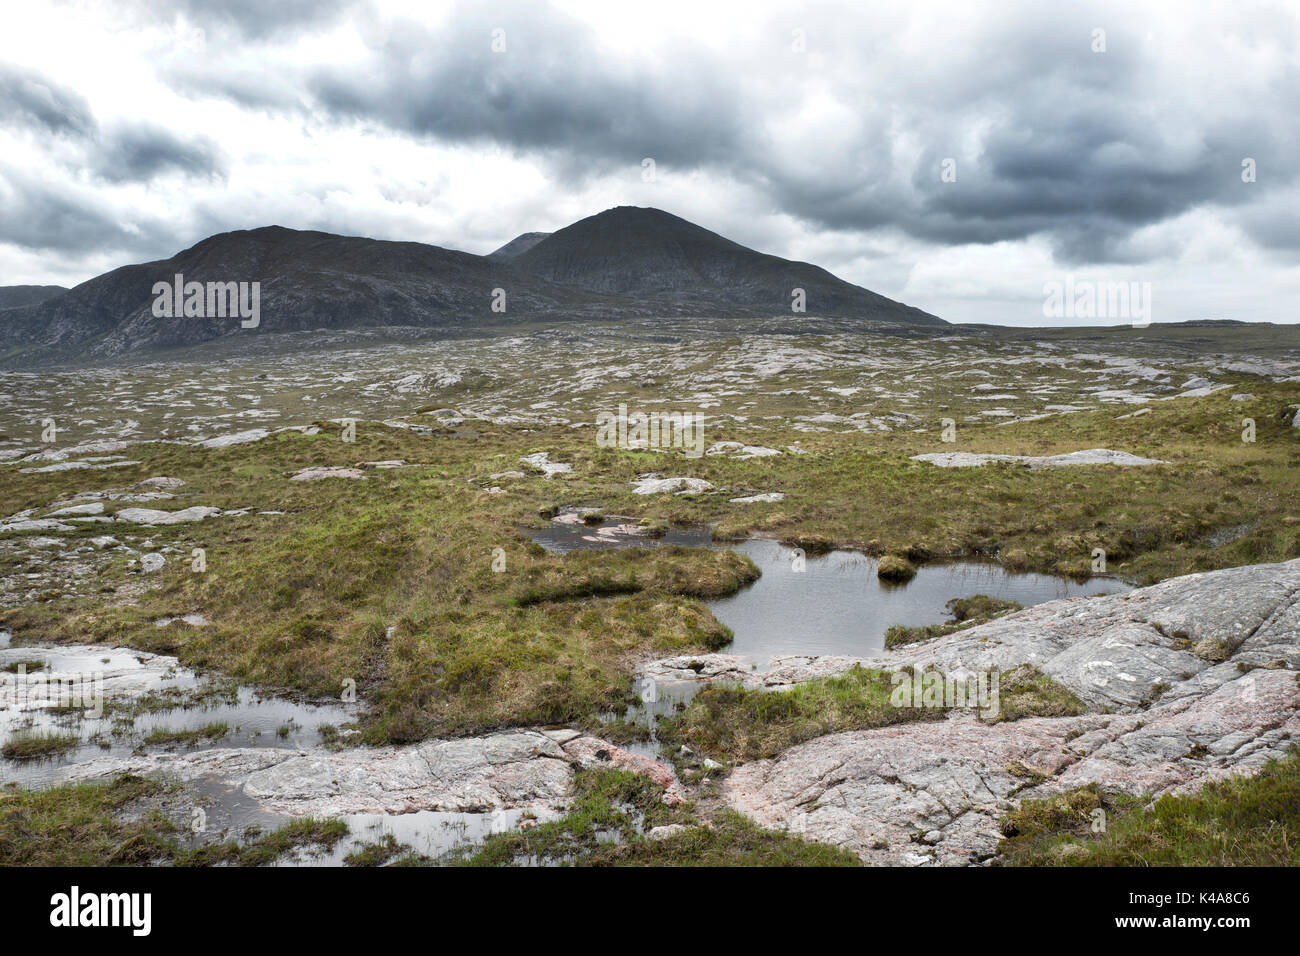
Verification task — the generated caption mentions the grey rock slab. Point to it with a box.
[630,476,714,495]
[137,476,185,489]
[912,448,1167,469]
[289,466,365,481]
[197,429,269,448]
[43,502,105,518]
[519,452,572,478]
[114,506,221,525]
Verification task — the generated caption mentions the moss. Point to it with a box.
[876,554,917,582]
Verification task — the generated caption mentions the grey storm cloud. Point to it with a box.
[159,0,1300,266]
[304,7,746,171]
[0,63,95,137]
[118,0,354,40]
[0,61,226,198]
[0,164,177,254]
[93,122,226,183]
[5,0,1299,267]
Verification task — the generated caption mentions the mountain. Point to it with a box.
[0,226,626,363]
[0,208,944,365]
[488,232,551,259]
[0,285,67,310]
[511,207,944,325]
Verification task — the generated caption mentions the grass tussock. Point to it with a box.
[989,664,1087,723]
[141,722,230,747]
[2,730,80,761]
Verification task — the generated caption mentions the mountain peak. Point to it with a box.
[511,207,941,324]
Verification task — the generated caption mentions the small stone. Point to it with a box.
[137,476,185,489]
[289,467,365,481]
[646,824,689,841]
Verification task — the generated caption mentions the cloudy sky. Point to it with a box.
[1,0,1297,324]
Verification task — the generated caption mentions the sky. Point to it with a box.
[0,0,1297,325]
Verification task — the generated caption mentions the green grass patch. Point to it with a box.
[142,722,229,747]
[658,666,945,763]
[999,749,1300,866]
[2,730,80,761]
[662,663,1087,762]
[1,659,46,673]
[343,833,409,867]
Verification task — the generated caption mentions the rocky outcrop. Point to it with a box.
[60,728,682,818]
[725,668,1298,866]
[643,559,1300,864]
[114,506,222,525]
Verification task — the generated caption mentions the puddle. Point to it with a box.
[0,643,356,788]
[711,539,1127,663]
[296,807,565,866]
[601,678,702,762]
[531,520,1130,664]
[530,513,712,552]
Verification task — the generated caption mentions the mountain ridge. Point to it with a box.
[0,207,944,366]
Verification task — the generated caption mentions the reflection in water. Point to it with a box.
[530,519,1130,664]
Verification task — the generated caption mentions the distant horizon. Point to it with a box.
[3,210,1284,330]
